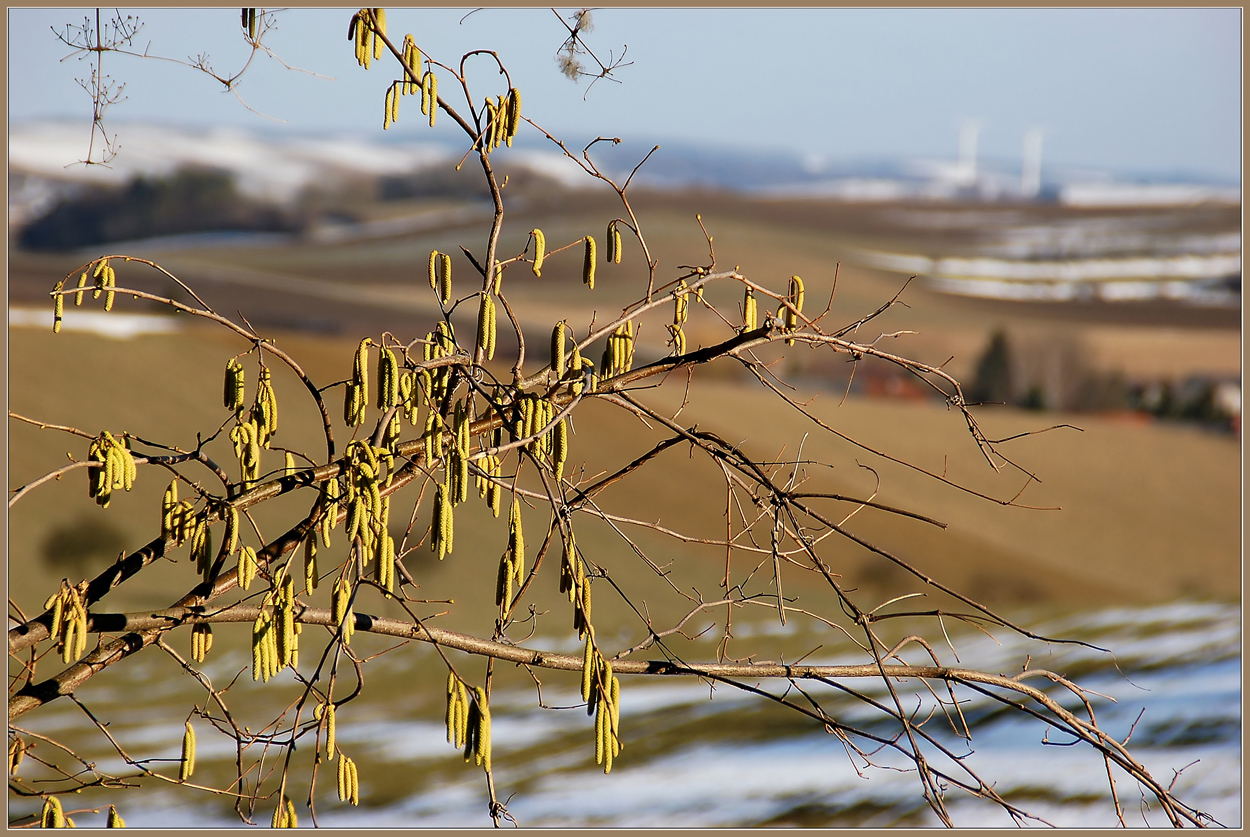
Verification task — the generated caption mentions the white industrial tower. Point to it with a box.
[1021,128,1043,199]
[957,119,981,188]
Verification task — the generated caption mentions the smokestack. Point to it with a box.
[958,120,980,186]
[1022,128,1043,199]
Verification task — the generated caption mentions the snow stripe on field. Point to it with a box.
[10,307,180,339]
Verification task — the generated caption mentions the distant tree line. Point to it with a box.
[969,328,1238,431]
[17,168,306,252]
[18,161,579,253]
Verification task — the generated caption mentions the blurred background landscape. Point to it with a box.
[7,6,1240,827]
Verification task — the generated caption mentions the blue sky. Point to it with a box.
[8,7,1243,182]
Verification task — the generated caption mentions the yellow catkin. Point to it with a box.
[333,577,353,645]
[610,674,621,739]
[428,71,439,123]
[278,577,294,668]
[304,535,319,592]
[176,500,195,543]
[10,736,27,778]
[595,698,606,765]
[372,7,385,59]
[338,753,359,805]
[224,359,245,413]
[432,485,446,558]
[509,498,525,578]
[535,399,549,456]
[496,551,512,607]
[425,72,437,126]
[264,614,279,680]
[251,612,266,681]
[456,448,469,506]
[494,94,506,147]
[224,504,239,555]
[106,805,124,828]
[474,687,492,770]
[104,265,116,311]
[47,591,64,640]
[160,482,175,540]
[531,228,545,276]
[41,796,65,828]
[344,383,359,426]
[106,443,124,491]
[93,258,107,297]
[668,323,686,355]
[581,634,595,702]
[582,236,596,289]
[485,292,497,359]
[121,441,136,490]
[383,85,394,129]
[445,672,458,745]
[325,700,337,757]
[191,517,212,580]
[786,274,804,345]
[623,322,634,371]
[506,87,521,143]
[179,721,196,781]
[553,416,568,479]
[378,533,395,594]
[378,345,398,410]
[53,288,63,333]
[605,720,614,773]
[237,546,257,591]
[438,252,453,304]
[60,608,76,664]
[674,279,689,324]
[442,482,454,554]
[402,35,420,93]
[255,368,279,438]
[191,623,212,663]
[74,600,87,660]
[74,271,88,306]
[523,394,537,443]
[477,294,496,361]
[487,95,502,150]
[456,681,470,748]
[453,690,466,750]
[551,321,567,380]
[353,337,372,408]
[337,751,349,801]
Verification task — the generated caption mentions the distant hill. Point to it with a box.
[10,120,1239,222]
